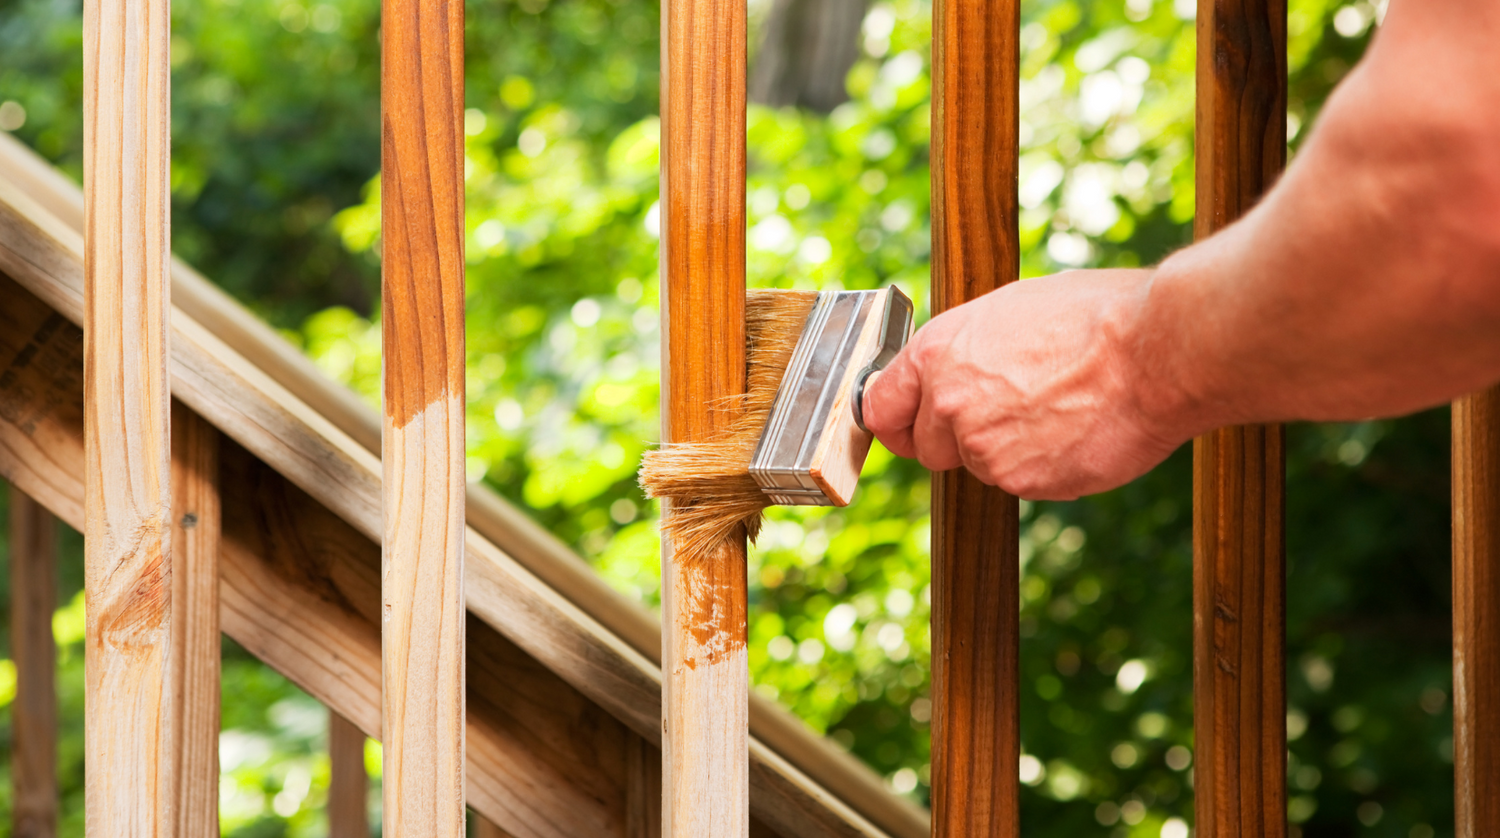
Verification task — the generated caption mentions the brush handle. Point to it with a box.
[751,286,915,506]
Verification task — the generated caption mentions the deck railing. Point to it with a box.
[76,0,469,832]
[3,0,1498,836]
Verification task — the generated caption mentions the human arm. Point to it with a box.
[861,0,1500,500]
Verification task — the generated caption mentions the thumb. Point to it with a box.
[861,344,922,459]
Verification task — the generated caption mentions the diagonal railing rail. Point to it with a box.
[0,137,927,838]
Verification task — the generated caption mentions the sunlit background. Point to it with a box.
[0,0,1460,835]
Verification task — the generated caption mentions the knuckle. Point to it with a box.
[965,458,997,486]
[909,331,944,369]
[999,474,1035,499]
[929,391,964,424]
[956,423,992,455]
[999,463,1050,500]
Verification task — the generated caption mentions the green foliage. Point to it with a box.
[0,0,1456,835]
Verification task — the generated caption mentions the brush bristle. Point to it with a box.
[638,289,819,564]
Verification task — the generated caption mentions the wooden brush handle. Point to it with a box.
[808,287,902,506]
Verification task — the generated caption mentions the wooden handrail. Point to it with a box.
[0,269,677,838]
[0,126,929,838]
[12,6,1494,833]
[928,0,1021,834]
[0,168,913,838]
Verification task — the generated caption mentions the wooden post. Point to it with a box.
[11,488,58,838]
[328,709,371,838]
[1191,2,1288,836]
[625,735,662,838]
[659,0,749,825]
[82,0,173,829]
[380,0,467,830]
[928,0,1020,834]
[1453,386,1500,837]
[167,403,221,836]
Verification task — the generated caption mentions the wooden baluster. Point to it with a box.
[166,403,221,836]
[11,488,58,838]
[328,709,371,838]
[380,0,467,829]
[1453,386,1500,837]
[625,735,662,838]
[82,0,173,829]
[659,0,749,826]
[1191,2,1288,836]
[928,0,1021,834]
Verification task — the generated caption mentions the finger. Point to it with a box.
[862,344,923,433]
[866,373,917,458]
[950,420,1016,488]
[861,345,924,458]
[911,393,964,473]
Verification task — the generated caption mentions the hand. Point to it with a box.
[861,269,1190,500]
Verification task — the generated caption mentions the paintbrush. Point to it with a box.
[639,285,913,563]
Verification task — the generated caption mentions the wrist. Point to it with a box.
[1123,252,1225,445]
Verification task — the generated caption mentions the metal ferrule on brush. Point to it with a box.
[749,286,913,507]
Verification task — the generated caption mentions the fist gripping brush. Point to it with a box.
[639,286,913,562]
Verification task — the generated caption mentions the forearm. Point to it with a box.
[862,0,1500,500]
[1134,4,1500,436]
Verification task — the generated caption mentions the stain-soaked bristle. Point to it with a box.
[639,289,819,565]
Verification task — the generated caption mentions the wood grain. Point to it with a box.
[1191,430,1285,836]
[0,281,625,838]
[1191,3,1287,836]
[0,315,885,838]
[0,274,883,838]
[329,709,371,838]
[224,447,631,838]
[82,0,173,829]
[0,178,911,838]
[928,0,1020,833]
[626,735,663,838]
[222,444,634,838]
[808,292,886,507]
[10,487,58,838]
[381,0,467,830]
[166,402,221,835]
[1453,387,1500,837]
[0,139,931,838]
[0,129,385,457]
[0,282,85,528]
[219,455,633,838]
[659,0,750,827]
